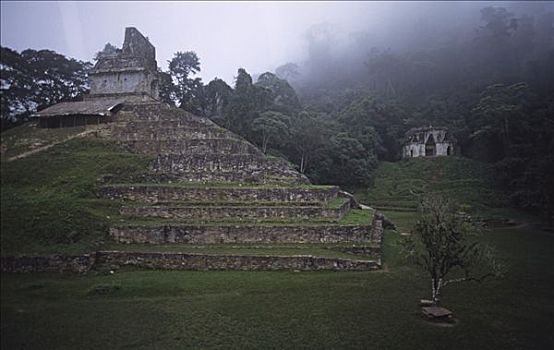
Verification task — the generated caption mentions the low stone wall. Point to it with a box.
[119,138,262,156]
[99,185,338,204]
[119,201,349,220]
[118,102,211,124]
[1,251,379,273]
[154,154,289,172]
[110,126,231,141]
[0,254,95,273]
[110,223,373,244]
[95,251,380,271]
[152,154,309,184]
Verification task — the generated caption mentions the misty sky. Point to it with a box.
[1,1,551,84]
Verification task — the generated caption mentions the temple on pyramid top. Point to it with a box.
[88,27,159,100]
[33,27,159,127]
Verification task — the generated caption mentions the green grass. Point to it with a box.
[111,208,374,227]
[1,135,153,256]
[102,242,377,260]
[355,157,508,211]
[326,196,350,209]
[338,208,374,225]
[0,123,87,160]
[2,221,553,349]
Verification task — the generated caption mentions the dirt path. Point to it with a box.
[6,128,99,162]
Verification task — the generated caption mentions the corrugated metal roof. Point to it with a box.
[32,98,124,118]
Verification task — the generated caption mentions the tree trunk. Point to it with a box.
[431,278,443,306]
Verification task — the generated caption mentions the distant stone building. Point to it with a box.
[402,126,456,158]
[33,27,158,128]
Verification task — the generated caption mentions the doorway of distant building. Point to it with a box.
[425,134,436,156]
[447,146,452,156]
[410,150,414,157]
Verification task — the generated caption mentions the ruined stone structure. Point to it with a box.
[33,27,157,128]
[402,126,456,158]
[22,28,382,271]
[88,27,159,100]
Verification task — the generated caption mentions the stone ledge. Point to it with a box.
[95,251,380,271]
[99,185,338,203]
[110,223,374,244]
[0,254,95,273]
[119,201,349,220]
[118,138,262,156]
[1,251,380,273]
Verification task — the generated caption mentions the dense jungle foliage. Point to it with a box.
[1,6,552,222]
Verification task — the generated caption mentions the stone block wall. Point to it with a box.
[109,223,373,244]
[0,254,95,273]
[110,126,231,141]
[99,185,339,204]
[1,251,380,273]
[119,200,349,220]
[118,138,261,156]
[95,251,380,271]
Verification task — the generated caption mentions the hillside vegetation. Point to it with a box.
[1,128,153,255]
[357,156,508,211]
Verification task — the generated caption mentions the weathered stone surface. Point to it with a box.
[0,254,95,273]
[152,154,308,183]
[119,200,350,220]
[89,27,158,99]
[422,306,453,319]
[99,185,338,203]
[118,138,261,156]
[1,251,380,273]
[110,224,374,244]
[110,126,233,141]
[96,251,380,271]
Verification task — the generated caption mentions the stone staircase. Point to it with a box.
[97,101,382,269]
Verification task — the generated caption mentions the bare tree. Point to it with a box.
[403,195,504,306]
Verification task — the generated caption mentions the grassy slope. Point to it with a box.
[0,124,87,160]
[1,131,153,255]
[356,156,508,211]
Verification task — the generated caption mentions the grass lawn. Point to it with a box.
[2,221,553,349]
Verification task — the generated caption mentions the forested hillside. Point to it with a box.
[1,5,553,222]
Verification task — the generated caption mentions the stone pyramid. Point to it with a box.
[35,27,383,270]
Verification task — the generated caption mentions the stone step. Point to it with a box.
[99,184,339,203]
[114,115,214,128]
[110,127,233,141]
[124,119,214,128]
[117,102,203,122]
[117,138,262,156]
[147,171,308,184]
[94,251,381,271]
[119,202,350,220]
[153,154,297,173]
[110,223,374,244]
